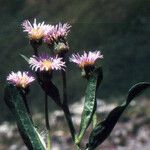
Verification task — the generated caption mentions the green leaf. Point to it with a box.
[4,84,46,150]
[20,54,29,62]
[37,74,62,108]
[87,82,150,150]
[76,67,103,144]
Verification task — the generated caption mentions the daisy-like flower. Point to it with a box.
[70,51,103,68]
[29,54,66,72]
[22,18,52,41]
[43,23,71,44]
[43,26,57,45]
[7,71,35,88]
[55,23,71,39]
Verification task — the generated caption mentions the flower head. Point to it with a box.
[43,26,57,45]
[7,71,35,88]
[22,19,52,41]
[43,23,71,45]
[29,54,65,72]
[55,23,71,39]
[70,51,103,68]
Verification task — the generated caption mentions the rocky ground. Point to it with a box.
[0,97,150,150]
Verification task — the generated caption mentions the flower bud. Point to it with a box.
[54,42,69,55]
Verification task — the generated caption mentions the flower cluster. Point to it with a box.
[29,54,65,72]
[22,19,71,45]
[7,18,103,89]
[7,71,35,88]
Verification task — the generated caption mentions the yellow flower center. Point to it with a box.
[29,28,44,40]
[42,60,52,71]
[18,77,28,88]
[79,61,94,68]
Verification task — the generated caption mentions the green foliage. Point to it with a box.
[2,1,150,149]
[86,82,150,150]
[77,67,102,143]
[39,78,62,107]
[4,84,46,150]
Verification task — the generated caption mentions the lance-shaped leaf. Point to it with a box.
[37,73,62,108]
[4,84,46,150]
[76,67,103,143]
[20,54,29,62]
[87,82,150,150]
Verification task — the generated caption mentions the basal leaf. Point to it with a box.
[4,84,46,150]
[77,67,103,143]
[87,82,150,150]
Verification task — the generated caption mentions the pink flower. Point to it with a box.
[29,54,66,72]
[55,23,71,38]
[43,23,71,44]
[7,71,35,88]
[70,51,103,68]
[43,26,57,45]
[22,18,52,40]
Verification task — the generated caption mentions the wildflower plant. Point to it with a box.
[4,18,150,150]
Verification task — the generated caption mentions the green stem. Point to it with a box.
[92,113,97,129]
[44,93,51,150]
[63,104,76,140]
[61,69,67,105]
[76,144,81,150]
[61,70,76,141]
[47,131,51,150]
[30,40,40,57]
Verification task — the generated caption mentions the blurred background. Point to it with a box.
[0,0,150,149]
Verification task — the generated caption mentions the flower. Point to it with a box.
[43,23,71,44]
[22,18,52,41]
[70,51,103,68]
[29,54,66,72]
[43,26,57,45]
[55,23,71,39]
[7,71,35,88]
